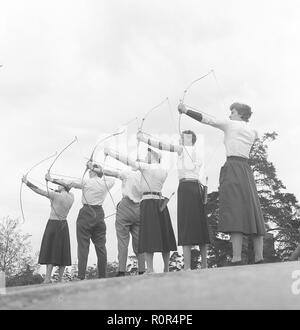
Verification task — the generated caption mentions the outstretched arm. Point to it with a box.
[104,148,158,171]
[178,104,228,131]
[104,148,138,169]
[137,131,182,154]
[45,173,82,189]
[22,176,53,199]
[89,161,121,179]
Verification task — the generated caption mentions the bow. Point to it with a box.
[137,98,170,194]
[178,71,215,206]
[137,97,170,161]
[81,134,121,218]
[82,130,126,184]
[46,136,78,219]
[137,97,179,210]
[179,69,225,202]
[82,118,137,217]
[179,70,219,170]
[179,70,214,142]
[20,152,58,224]
[138,98,169,137]
[102,117,139,215]
[102,153,116,210]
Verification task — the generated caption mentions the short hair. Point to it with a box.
[230,102,252,122]
[63,185,71,193]
[92,164,103,178]
[57,184,71,193]
[182,130,197,145]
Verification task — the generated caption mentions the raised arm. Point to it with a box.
[45,173,82,189]
[137,131,182,154]
[104,148,138,169]
[178,104,228,131]
[89,161,121,179]
[103,168,123,179]
[22,176,54,199]
[104,148,158,171]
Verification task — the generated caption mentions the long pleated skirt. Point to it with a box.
[138,199,177,253]
[177,181,211,246]
[218,156,266,236]
[38,219,71,266]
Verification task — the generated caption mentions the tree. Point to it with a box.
[0,216,34,276]
[6,264,43,287]
[249,132,300,261]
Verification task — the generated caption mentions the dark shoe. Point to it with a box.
[72,277,85,282]
[138,271,145,275]
[254,259,265,264]
[115,271,126,277]
[229,260,243,266]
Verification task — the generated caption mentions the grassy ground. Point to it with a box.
[1,261,300,310]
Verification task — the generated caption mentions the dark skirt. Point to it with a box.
[218,156,266,236]
[177,181,211,246]
[138,199,177,253]
[38,219,71,266]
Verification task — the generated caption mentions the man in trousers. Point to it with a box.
[49,162,115,279]
[91,161,145,276]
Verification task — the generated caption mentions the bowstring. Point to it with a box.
[179,70,216,190]
[98,117,139,219]
[46,137,78,221]
[202,70,226,170]
[137,98,170,198]
[103,154,117,213]
[183,70,227,195]
[20,152,58,224]
[81,129,128,218]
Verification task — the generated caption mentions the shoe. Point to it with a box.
[71,277,85,282]
[254,259,265,264]
[229,260,243,266]
[115,272,126,277]
[143,270,154,275]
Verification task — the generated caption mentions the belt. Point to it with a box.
[227,156,249,162]
[179,178,199,183]
[49,218,67,221]
[83,204,103,208]
[143,192,162,196]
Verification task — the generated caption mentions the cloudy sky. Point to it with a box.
[1,0,300,271]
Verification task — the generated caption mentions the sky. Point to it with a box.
[1,0,300,272]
